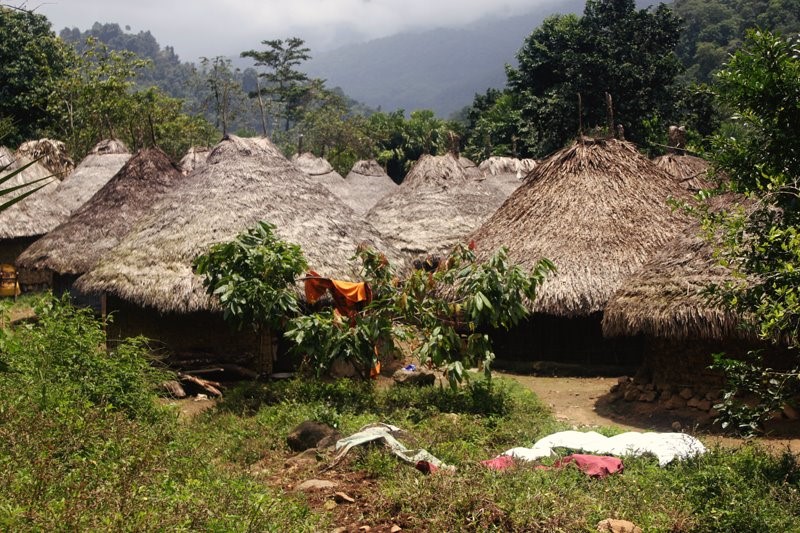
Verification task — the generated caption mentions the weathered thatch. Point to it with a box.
[602,194,752,341]
[470,138,694,316]
[54,139,131,215]
[17,148,185,276]
[0,148,65,240]
[366,153,506,256]
[76,135,403,313]
[16,138,74,179]
[477,156,537,197]
[179,145,210,176]
[339,159,397,215]
[291,152,345,194]
[653,153,710,191]
[458,155,484,180]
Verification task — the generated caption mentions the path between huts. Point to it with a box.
[498,372,800,454]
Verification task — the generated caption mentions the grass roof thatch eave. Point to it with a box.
[0,147,67,240]
[17,147,184,275]
[54,139,131,215]
[469,138,694,317]
[340,159,397,215]
[75,136,404,314]
[602,194,754,341]
[16,138,74,179]
[366,153,506,256]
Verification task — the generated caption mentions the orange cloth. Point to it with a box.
[303,271,372,316]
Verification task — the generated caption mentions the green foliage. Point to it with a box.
[0,294,168,420]
[193,221,308,331]
[0,156,55,212]
[700,30,800,433]
[0,6,71,145]
[286,244,555,386]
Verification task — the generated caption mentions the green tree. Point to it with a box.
[0,6,71,145]
[241,37,312,135]
[198,56,247,136]
[702,30,800,433]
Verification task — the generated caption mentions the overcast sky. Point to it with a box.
[35,0,553,62]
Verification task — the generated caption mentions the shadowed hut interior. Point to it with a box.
[470,137,694,367]
[76,135,402,372]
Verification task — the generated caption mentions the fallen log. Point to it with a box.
[177,372,223,397]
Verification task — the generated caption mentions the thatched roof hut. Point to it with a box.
[602,194,750,341]
[76,136,402,313]
[470,138,693,317]
[0,147,65,241]
[365,153,506,256]
[339,160,397,215]
[291,152,345,194]
[54,139,131,215]
[653,153,710,191]
[477,156,538,197]
[179,145,210,176]
[16,138,74,179]
[17,148,184,276]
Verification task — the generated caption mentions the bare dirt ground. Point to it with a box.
[498,372,800,454]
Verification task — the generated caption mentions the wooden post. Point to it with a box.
[297,134,304,155]
[577,93,583,139]
[605,93,614,138]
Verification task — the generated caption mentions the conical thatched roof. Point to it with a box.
[0,147,65,240]
[477,156,537,197]
[458,156,484,180]
[291,152,345,194]
[339,159,397,215]
[76,136,403,313]
[602,194,752,341]
[16,138,74,179]
[179,145,210,176]
[469,138,694,316]
[653,153,710,191]
[17,148,185,275]
[365,153,506,256]
[54,139,131,215]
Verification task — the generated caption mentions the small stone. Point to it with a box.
[671,421,682,431]
[623,389,638,402]
[666,396,686,410]
[644,383,655,391]
[596,518,643,533]
[687,397,701,409]
[705,392,717,402]
[783,404,799,420]
[194,394,209,401]
[609,384,620,393]
[295,479,337,492]
[640,391,657,402]
[334,491,355,503]
[324,500,338,511]
[659,391,672,403]
[162,380,186,398]
[617,376,630,385]
[679,388,694,400]
[287,421,340,452]
[391,526,402,533]
[285,448,319,469]
[708,407,720,418]
[359,526,371,532]
[393,368,435,387]
[697,399,712,412]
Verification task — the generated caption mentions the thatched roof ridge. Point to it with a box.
[76,136,403,313]
[653,153,710,191]
[340,159,397,215]
[291,152,345,194]
[602,194,752,341]
[366,153,506,255]
[16,138,74,179]
[0,149,65,239]
[179,145,210,176]
[55,139,131,215]
[17,148,184,275]
[469,138,694,316]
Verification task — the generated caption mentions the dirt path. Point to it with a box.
[499,372,800,454]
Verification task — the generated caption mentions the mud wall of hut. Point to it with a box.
[106,295,277,370]
[489,312,644,369]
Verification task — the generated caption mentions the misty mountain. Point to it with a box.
[304,1,585,117]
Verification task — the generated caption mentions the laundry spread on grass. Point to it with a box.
[481,453,624,478]
[502,430,707,467]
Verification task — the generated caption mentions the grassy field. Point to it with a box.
[2,296,800,531]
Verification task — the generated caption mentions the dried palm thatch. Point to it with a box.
[54,139,131,215]
[17,148,185,275]
[653,153,710,191]
[366,153,506,256]
[76,135,403,313]
[339,159,397,215]
[291,152,345,194]
[16,138,74,179]
[179,145,210,176]
[470,138,694,316]
[458,156,483,180]
[477,156,536,197]
[602,194,753,341]
[0,147,66,240]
